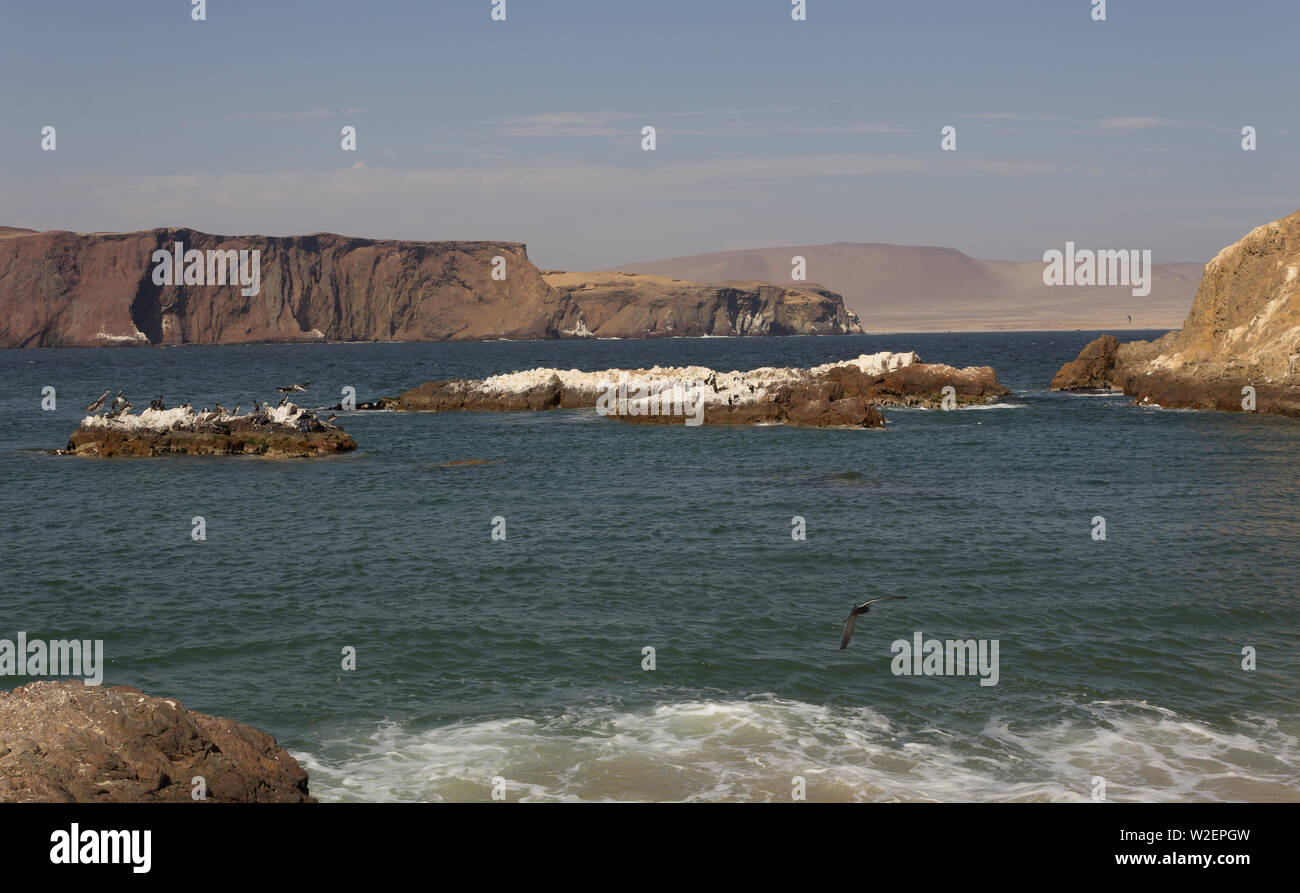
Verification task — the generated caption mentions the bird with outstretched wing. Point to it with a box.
[840,596,908,649]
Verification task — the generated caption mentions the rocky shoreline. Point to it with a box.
[1050,210,1300,419]
[0,682,313,802]
[394,351,1009,428]
[62,401,356,457]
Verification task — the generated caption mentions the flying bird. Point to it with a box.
[277,382,310,394]
[86,390,110,413]
[1127,314,1132,324]
[840,596,908,650]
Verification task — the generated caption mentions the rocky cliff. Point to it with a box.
[541,270,862,338]
[0,228,861,347]
[1051,210,1300,417]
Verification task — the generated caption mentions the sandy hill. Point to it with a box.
[615,243,1205,331]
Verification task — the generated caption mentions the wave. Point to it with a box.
[295,696,1300,802]
[890,402,1028,412]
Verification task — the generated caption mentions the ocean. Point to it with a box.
[2,331,1297,801]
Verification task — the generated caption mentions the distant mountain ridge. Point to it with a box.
[615,242,1205,331]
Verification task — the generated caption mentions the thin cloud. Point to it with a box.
[959,112,1056,121]
[1098,117,1186,129]
[228,108,366,120]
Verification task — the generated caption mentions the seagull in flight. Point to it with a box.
[277,382,310,394]
[840,596,907,650]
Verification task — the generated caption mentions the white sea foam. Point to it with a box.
[295,697,1299,803]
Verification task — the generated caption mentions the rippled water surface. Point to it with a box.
[2,332,1297,801]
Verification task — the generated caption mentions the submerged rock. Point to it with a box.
[0,681,313,802]
[395,351,1008,428]
[63,401,356,457]
[1050,210,1300,417]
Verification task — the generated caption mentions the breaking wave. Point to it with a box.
[297,697,1300,802]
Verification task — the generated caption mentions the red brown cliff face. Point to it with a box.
[0,228,863,347]
[0,228,574,347]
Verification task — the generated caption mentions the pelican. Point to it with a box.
[86,390,110,413]
[840,596,907,650]
[277,382,310,394]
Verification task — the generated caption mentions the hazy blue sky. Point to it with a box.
[2,0,1296,268]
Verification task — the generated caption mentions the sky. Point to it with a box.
[1,0,1297,269]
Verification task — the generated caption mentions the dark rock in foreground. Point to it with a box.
[63,402,356,457]
[0,681,313,803]
[395,351,1009,428]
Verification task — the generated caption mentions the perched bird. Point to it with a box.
[277,382,310,394]
[252,399,261,412]
[87,390,110,413]
[840,596,908,650]
[214,403,226,415]
[277,395,289,408]
[231,405,240,417]
[148,396,165,411]
[112,393,133,414]
[326,412,337,423]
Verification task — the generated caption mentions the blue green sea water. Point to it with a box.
[1,331,1297,801]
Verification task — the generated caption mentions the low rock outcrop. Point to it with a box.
[1050,210,1300,417]
[395,351,1008,428]
[1050,334,1122,390]
[0,681,313,802]
[63,402,356,457]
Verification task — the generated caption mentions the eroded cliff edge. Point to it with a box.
[0,228,861,346]
[1051,210,1300,417]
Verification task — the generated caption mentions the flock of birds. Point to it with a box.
[84,382,335,423]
